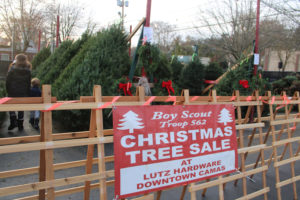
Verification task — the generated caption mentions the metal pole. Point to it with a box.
[56,15,59,48]
[145,0,152,27]
[254,0,260,75]
[129,25,132,57]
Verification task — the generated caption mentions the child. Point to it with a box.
[6,54,32,131]
[29,78,41,130]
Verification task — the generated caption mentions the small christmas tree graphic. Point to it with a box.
[218,108,233,125]
[117,111,144,133]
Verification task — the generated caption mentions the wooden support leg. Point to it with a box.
[279,106,298,161]
[283,101,298,199]
[250,105,280,179]
[201,179,210,197]
[233,103,254,186]
[155,191,162,200]
[39,85,55,200]
[180,185,187,200]
[190,183,196,200]
[84,108,96,200]
[255,91,268,200]
[94,86,107,200]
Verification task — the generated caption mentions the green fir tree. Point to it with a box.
[31,47,51,72]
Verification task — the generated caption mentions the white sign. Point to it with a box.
[120,150,236,195]
[143,27,153,43]
[254,53,260,65]
[113,105,238,199]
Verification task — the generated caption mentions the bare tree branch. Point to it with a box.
[261,0,300,25]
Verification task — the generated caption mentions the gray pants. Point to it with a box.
[30,110,40,119]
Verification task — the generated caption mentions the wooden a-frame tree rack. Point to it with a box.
[0,85,299,200]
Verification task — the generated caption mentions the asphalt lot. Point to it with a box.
[0,111,299,200]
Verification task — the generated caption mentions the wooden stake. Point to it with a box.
[94,85,107,200]
[283,92,298,199]
[234,91,247,197]
[255,91,268,200]
[84,87,97,199]
[234,92,256,186]
[268,91,282,200]
[39,85,55,200]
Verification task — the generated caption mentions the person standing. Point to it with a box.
[6,54,32,131]
[29,78,41,130]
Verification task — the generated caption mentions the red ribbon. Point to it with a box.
[166,96,176,105]
[162,80,175,96]
[204,80,218,84]
[239,80,249,89]
[119,82,132,96]
[0,97,11,104]
[42,100,76,112]
[144,96,156,105]
[95,96,120,110]
[191,96,199,101]
[141,67,147,77]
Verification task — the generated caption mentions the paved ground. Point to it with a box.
[0,112,299,200]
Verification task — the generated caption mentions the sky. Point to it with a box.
[64,0,297,44]
[76,0,214,41]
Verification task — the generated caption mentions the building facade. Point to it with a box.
[262,49,300,72]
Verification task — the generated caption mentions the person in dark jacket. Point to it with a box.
[6,53,32,131]
[29,78,41,130]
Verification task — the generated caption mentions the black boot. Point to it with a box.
[17,120,24,131]
[29,118,34,127]
[8,116,17,130]
[34,119,39,130]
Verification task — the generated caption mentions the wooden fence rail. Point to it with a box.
[0,85,299,200]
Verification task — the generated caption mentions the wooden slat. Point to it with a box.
[274,155,300,167]
[0,171,114,197]
[0,137,113,154]
[126,18,146,41]
[272,137,300,147]
[272,100,300,105]
[236,123,264,130]
[0,102,144,111]
[238,144,266,154]
[276,175,300,188]
[188,101,262,106]
[189,166,268,192]
[0,156,114,178]
[0,130,114,146]
[235,188,270,200]
[270,118,300,126]
[245,155,281,170]
[15,180,115,200]
[241,113,298,123]
[131,194,154,200]
[0,97,57,104]
[0,96,266,112]
[247,129,289,139]
[201,54,253,94]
